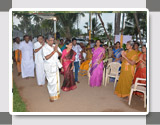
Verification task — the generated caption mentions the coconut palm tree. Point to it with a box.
[54,13,85,39]
[114,13,121,35]
[91,17,103,38]
[124,12,147,43]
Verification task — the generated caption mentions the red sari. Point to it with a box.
[61,49,77,91]
[133,53,146,95]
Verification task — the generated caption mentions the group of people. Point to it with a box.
[77,40,146,100]
[13,34,146,102]
[13,35,83,102]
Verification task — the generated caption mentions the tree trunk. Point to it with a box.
[114,13,121,35]
[134,13,142,46]
[65,27,71,39]
[97,14,110,41]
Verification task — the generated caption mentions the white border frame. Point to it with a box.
[9,8,149,115]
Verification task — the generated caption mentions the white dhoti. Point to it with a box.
[21,60,34,78]
[35,62,45,86]
[19,40,35,78]
[44,63,60,100]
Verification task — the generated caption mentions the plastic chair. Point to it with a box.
[104,62,121,88]
[87,61,92,85]
[128,78,146,108]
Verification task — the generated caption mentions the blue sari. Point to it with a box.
[112,48,123,63]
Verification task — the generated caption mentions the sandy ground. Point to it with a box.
[13,63,146,112]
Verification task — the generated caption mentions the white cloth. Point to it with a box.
[34,42,45,85]
[34,42,44,64]
[115,35,132,44]
[13,42,20,51]
[72,44,82,62]
[42,44,62,100]
[19,41,34,78]
[83,52,87,60]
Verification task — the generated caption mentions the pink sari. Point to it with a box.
[61,49,77,91]
[90,47,105,87]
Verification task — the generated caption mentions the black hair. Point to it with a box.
[134,42,140,46]
[60,39,64,42]
[116,42,120,45]
[23,35,29,39]
[72,38,77,42]
[96,39,102,44]
[66,39,74,59]
[65,39,72,45]
[142,45,146,48]
[37,35,44,39]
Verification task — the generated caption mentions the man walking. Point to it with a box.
[18,35,34,78]
[42,35,62,102]
[34,35,46,86]
[13,37,21,76]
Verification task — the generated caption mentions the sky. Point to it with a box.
[13,12,116,34]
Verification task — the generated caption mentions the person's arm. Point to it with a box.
[111,51,115,59]
[60,56,64,72]
[57,50,62,57]
[123,56,136,65]
[34,46,43,53]
[45,50,56,60]
[71,61,74,70]
[122,51,136,65]
[101,53,106,62]
[55,44,62,57]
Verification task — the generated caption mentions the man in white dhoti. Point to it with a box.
[42,35,62,102]
[18,35,35,78]
[34,35,46,86]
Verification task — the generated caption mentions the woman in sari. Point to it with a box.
[79,40,93,76]
[115,41,138,99]
[133,45,146,96]
[90,40,105,87]
[110,42,123,82]
[112,42,123,63]
[61,40,77,91]
[134,42,142,57]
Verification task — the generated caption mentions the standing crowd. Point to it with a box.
[13,35,146,102]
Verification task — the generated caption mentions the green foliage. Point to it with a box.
[124,12,147,41]
[13,83,27,112]
[122,44,126,50]
[91,17,103,38]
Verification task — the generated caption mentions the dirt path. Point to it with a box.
[13,63,146,112]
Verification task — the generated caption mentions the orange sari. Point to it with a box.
[133,53,146,95]
[115,50,138,97]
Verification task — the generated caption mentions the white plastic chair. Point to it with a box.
[128,78,146,108]
[107,58,113,65]
[87,61,92,85]
[104,62,121,88]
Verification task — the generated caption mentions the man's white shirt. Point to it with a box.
[34,41,44,64]
[72,44,82,62]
